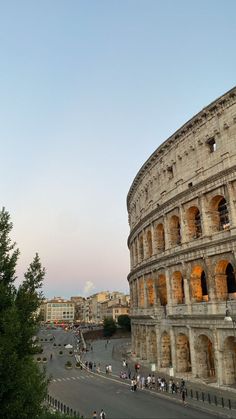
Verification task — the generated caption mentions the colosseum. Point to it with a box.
[127,86,236,386]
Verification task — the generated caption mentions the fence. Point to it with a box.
[47,394,81,417]
[185,387,235,411]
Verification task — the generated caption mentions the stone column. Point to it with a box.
[143,229,149,260]
[163,214,171,250]
[165,267,173,315]
[205,257,217,311]
[198,193,211,236]
[170,327,177,375]
[187,326,197,377]
[179,204,187,243]
[226,182,236,229]
[152,222,158,255]
[143,275,148,309]
[182,262,192,314]
[212,328,223,385]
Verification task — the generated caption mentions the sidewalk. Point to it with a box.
[82,335,236,419]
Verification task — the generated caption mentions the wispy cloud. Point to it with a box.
[83,280,95,296]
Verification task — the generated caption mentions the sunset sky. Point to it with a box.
[1,0,236,298]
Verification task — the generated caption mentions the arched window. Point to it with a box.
[156,223,165,252]
[218,198,230,230]
[226,263,236,293]
[170,215,181,246]
[201,271,208,296]
[187,206,202,239]
[210,195,230,232]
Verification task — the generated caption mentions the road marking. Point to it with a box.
[71,377,76,380]
[66,378,70,381]
[57,379,62,382]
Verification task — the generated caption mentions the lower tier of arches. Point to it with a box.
[131,321,236,386]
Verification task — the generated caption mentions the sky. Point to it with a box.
[0,0,235,298]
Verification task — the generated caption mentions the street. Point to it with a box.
[37,327,219,418]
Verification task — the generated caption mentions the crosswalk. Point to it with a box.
[52,375,102,383]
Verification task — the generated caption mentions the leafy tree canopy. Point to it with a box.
[103,317,117,337]
[117,314,131,331]
[0,208,75,418]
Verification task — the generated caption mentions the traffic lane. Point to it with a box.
[49,370,216,419]
[38,329,77,378]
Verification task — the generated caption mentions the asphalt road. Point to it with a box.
[38,328,219,419]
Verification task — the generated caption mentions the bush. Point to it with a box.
[53,343,57,347]
[37,357,41,362]
[65,361,72,368]
[59,350,63,355]
[69,351,73,355]
[42,357,47,362]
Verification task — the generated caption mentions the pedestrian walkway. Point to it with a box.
[81,335,236,419]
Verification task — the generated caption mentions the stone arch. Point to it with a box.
[223,337,236,385]
[210,195,230,232]
[176,333,191,373]
[146,277,155,306]
[187,206,202,239]
[195,334,215,378]
[172,271,185,304]
[160,331,171,368]
[190,265,209,302]
[139,234,144,261]
[215,260,236,300]
[170,215,181,246]
[157,274,167,306]
[146,229,153,258]
[156,223,165,252]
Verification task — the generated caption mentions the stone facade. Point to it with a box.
[127,87,236,385]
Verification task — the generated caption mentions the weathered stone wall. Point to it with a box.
[127,87,236,386]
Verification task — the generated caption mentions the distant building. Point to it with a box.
[44,297,75,323]
[71,296,87,323]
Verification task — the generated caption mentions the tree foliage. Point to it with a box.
[117,314,131,331]
[0,208,63,418]
[103,317,117,337]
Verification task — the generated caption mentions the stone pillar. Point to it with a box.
[156,325,161,370]
[170,327,177,374]
[165,268,173,315]
[187,326,197,377]
[152,223,158,255]
[212,328,223,385]
[129,280,133,312]
[143,275,148,309]
[163,214,171,250]
[198,194,211,236]
[136,277,140,308]
[179,204,187,243]
[143,229,149,260]
[205,257,217,310]
[226,182,236,229]
[182,262,192,314]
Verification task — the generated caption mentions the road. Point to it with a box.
[38,327,220,418]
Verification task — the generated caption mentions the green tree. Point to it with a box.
[103,317,117,337]
[117,314,131,331]
[0,208,69,418]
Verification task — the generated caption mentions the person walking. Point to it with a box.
[181,386,187,406]
[100,409,106,419]
[92,411,97,419]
